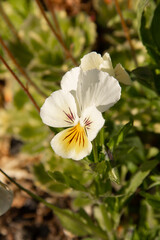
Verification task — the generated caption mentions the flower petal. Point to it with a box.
[40,90,79,128]
[51,124,92,160]
[61,67,80,92]
[100,52,115,76]
[80,106,105,141]
[0,181,13,216]
[77,69,121,112]
[80,52,103,71]
[114,63,132,85]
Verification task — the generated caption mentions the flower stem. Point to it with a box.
[93,139,98,163]
[0,55,40,113]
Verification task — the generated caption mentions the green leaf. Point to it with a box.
[137,0,160,63]
[8,40,33,67]
[131,67,156,92]
[107,121,133,151]
[33,163,52,185]
[54,208,107,239]
[48,171,87,192]
[151,3,160,52]
[48,171,66,184]
[120,159,159,207]
[55,209,90,236]
[14,89,28,109]
[140,192,160,209]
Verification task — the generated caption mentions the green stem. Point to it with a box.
[0,168,57,211]
[93,139,98,163]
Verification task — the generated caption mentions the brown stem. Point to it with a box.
[35,0,78,66]
[127,0,132,9]
[0,35,47,98]
[114,0,138,67]
[44,0,62,37]
[0,55,40,112]
[0,2,20,41]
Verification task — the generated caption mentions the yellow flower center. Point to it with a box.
[60,122,89,154]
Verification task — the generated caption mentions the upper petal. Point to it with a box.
[114,63,132,85]
[51,124,92,160]
[0,181,13,216]
[80,52,103,71]
[77,69,121,113]
[61,67,81,92]
[40,90,79,128]
[80,106,105,141]
[99,52,115,76]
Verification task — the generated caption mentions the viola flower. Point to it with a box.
[80,52,132,85]
[40,67,121,160]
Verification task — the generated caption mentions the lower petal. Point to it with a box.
[51,124,92,160]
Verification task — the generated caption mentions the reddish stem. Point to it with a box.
[0,55,40,112]
[35,0,78,66]
[114,0,138,67]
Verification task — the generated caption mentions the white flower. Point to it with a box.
[40,67,121,160]
[80,52,132,85]
[0,181,13,216]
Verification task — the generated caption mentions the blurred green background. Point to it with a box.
[0,0,160,239]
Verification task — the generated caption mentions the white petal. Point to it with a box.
[99,52,115,76]
[80,106,105,141]
[114,63,132,85]
[40,90,79,128]
[77,69,121,112]
[0,181,13,216]
[80,52,103,71]
[51,124,92,160]
[61,67,81,92]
